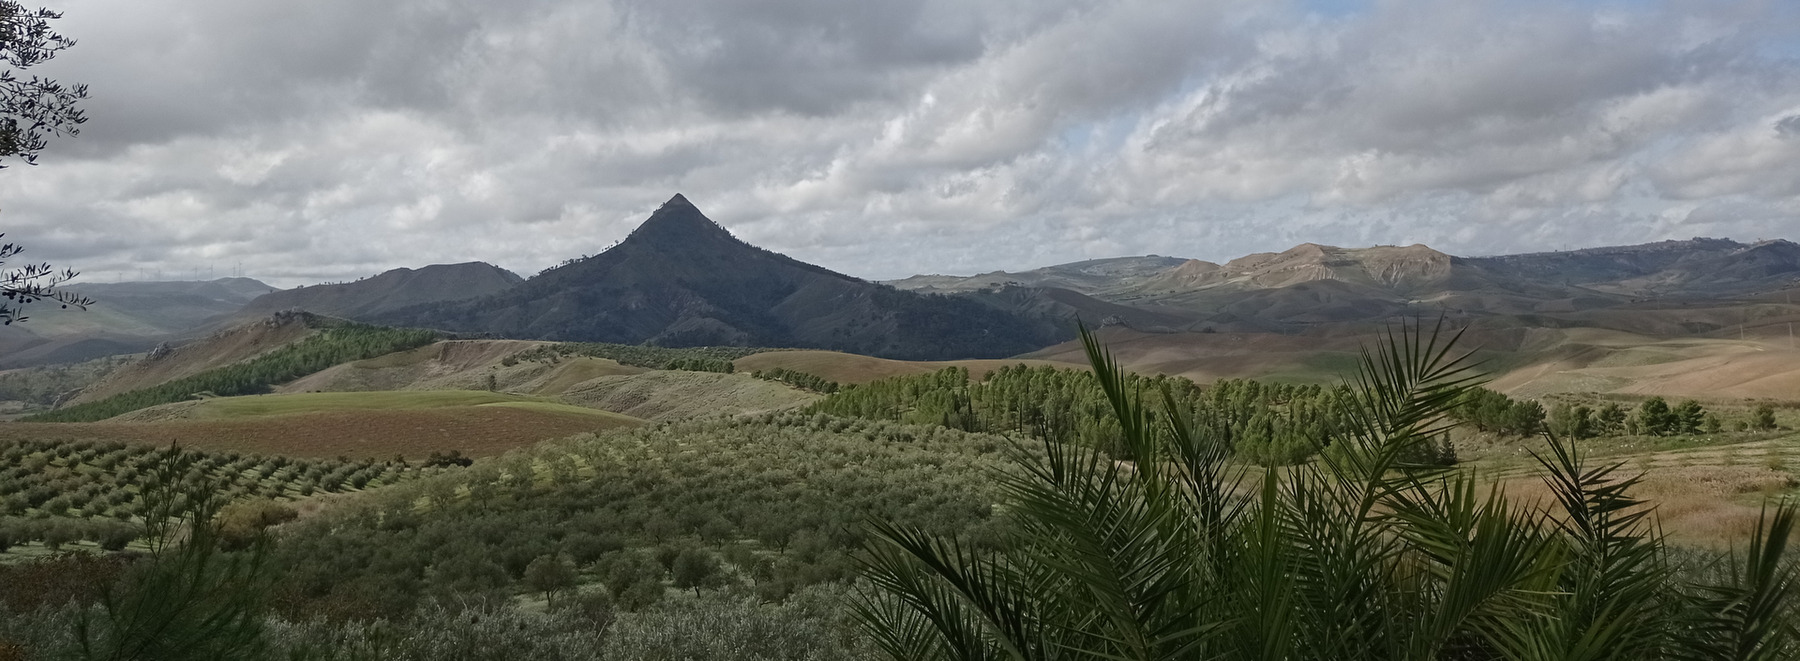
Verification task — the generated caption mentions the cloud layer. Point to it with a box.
[4,0,1798,286]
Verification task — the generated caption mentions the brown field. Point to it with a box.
[735,350,1085,385]
[1491,337,1800,400]
[1022,328,1370,384]
[1482,436,1800,547]
[1019,326,1800,398]
[0,406,641,460]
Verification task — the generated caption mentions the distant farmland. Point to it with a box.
[0,391,642,459]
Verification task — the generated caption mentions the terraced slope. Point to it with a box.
[557,371,820,421]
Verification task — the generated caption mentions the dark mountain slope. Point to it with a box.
[237,262,522,320]
[380,195,1064,360]
[1464,238,1800,296]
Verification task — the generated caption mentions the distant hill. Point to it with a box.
[0,277,278,368]
[237,262,522,320]
[1464,238,1800,298]
[894,238,1800,334]
[379,194,1066,360]
[885,255,1190,295]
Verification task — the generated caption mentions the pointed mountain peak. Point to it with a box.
[624,193,741,248]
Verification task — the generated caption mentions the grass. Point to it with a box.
[1254,351,1363,384]
[477,400,637,417]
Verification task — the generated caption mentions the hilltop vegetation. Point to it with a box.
[25,323,438,422]
[234,262,521,321]
[505,341,762,372]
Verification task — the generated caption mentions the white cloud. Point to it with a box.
[3,0,1797,286]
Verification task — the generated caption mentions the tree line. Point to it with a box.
[501,342,764,371]
[1546,397,1780,439]
[23,323,439,422]
[811,364,1368,465]
[750,367,839,393]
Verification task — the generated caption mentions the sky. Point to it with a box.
[2,0,1798,287]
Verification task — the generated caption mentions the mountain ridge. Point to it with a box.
[377,195,1067,360]
[236,261,522,321]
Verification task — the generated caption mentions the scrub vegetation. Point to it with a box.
[24,323,439,422]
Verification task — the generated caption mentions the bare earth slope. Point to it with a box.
[67,312,318,405]
[557,371,820,421]
[279,339,800,420]
[1490,335,1800,399]
[281,340,647,395]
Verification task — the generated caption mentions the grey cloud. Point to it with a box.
[4,0,1799,287]
[1778,114,1800,136]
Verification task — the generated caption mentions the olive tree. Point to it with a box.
[1,2,86,166]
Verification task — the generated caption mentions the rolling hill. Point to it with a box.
[893,237,1800,339]
[65,311,321,405]
[0,277,278,368]
[885,255,1190,296]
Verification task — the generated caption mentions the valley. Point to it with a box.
[3,195,1798,659]
[8,0,1799,654]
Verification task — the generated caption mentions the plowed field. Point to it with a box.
[0,405,640,459]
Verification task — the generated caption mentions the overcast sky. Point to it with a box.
[3,0,1798,287]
